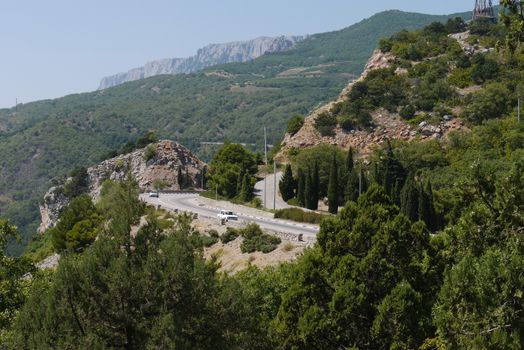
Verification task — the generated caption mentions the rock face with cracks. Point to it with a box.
[38,140,206,233]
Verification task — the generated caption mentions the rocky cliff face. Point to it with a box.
[38,140,206,233]
[99,35,304,89]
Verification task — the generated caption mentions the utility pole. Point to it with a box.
[215,184,218,201]
[273,159,276,210]
[264,126,267,208]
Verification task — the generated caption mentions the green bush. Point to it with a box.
[274,208,324,224]
[239,223,281,254]
[220,227,239,244]
[287,115,305,136]
[399,105,416,120]
[314,112,337,137]
[143,145,157,161]
[201,234,219,247]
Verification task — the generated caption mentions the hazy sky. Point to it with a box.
[0,0,481,108]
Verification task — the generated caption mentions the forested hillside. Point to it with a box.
[0,10,469,250]
[2,3,524,347]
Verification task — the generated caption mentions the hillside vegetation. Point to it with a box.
[3,6,524,346]
[0,10,469,251]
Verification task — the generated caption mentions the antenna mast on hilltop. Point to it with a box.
[473,0,496,22]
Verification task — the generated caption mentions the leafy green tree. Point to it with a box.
[327,153,339,214]
[465,83,512,123]
[207,143,257,199]
[445,17,467,33]
[62,167,89,199]
[500,0,524,52]
[0,220,33,342]
[279,164,295,202]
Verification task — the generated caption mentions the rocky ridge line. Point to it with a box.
[99,35,305,89]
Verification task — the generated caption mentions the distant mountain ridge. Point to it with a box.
[98,35,305,89]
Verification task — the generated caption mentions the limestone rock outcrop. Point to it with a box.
[99,36,305,89]
[38,140,206,233]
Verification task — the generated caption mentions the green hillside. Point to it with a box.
[0,10,469,252]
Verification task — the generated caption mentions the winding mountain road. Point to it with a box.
[140,193,319,238]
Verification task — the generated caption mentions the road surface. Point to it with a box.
[254,171,293,210]
[140,192,319,238]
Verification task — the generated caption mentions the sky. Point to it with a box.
[0,0,481,108]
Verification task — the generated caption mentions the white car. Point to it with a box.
[217,210,238,221]
[149,191,159,198]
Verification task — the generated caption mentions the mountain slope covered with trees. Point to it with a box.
[0,10,469,251]
[2,2,524,347]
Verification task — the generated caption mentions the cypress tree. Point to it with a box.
[185,166,192,189]
[236,168,245,196]
[297,168,306,207]
[240,173,253,202]
[279,164,295,202]
[327,153,339,214]
[177,167,184,190]
[311,162,320,210]
[418,180,436,230]
[400,177,419,222]
[304,168,313,210]
[346,147,354,173]
[345,169,359,203]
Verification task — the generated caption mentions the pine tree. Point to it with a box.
[279,164,295,202]
[311,162,320,210]
[400,177,419,222]
[327,153,339,214]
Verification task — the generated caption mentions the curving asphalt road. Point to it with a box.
[140,193,319,238]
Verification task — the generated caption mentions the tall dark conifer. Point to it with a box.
[347,147,354,173]
[304,168,313,209]
[311,162,320,210]
[297,168,306,207]
[400,176,419,222]
[418,180,436,230]
[279,164,295,202]
[327,153,339,214]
